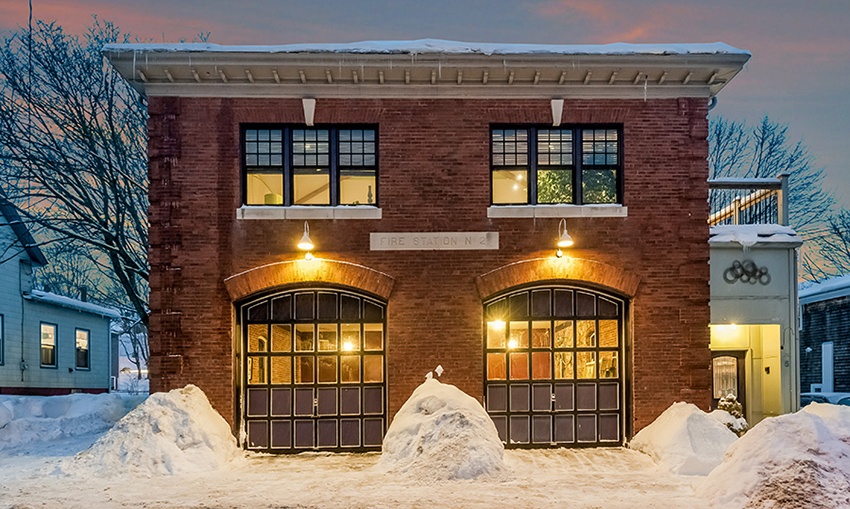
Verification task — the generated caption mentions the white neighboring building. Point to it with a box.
[708,223,802,424]
[0,199,119,395]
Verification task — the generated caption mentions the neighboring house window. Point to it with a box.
[0,314,4,365]
[491,126,622,205]
[75,328,90,370]
[40,322,57,368]
[243,126,378,207]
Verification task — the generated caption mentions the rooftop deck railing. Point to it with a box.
[708,173,789,226]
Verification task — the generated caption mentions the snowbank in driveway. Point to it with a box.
[378,378,506,480]
[699,405,850,509]
[0,393,143,450]
[629,402,737,475]
[68,385,241,477]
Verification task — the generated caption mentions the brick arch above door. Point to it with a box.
[224,259,395,302]
[475,257,641,301]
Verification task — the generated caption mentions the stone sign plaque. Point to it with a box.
[370,232,499,251]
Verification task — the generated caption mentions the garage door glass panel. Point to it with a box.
[485,286,625,447]
[271,324,291,352]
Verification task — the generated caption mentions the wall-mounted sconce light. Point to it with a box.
[556,218,574,258]
[297,221,314,259]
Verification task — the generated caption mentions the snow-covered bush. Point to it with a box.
[715,395,749,436]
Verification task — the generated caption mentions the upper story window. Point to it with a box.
[40,322,57,368]
[243,126,378,207]
[491,126,622,205]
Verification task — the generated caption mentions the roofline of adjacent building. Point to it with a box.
[799,275,850,305]
[0,195,48,267]
[24,290,122,319]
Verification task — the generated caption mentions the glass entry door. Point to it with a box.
[241,289,386,453]
[711,351,746,414]
[484,286,626,447]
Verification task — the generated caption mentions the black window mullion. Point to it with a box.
[284,128,293,206]
[240,129,247,206]
[574,129,584,205]
[330,128,339,205]
[529,129,538,205]
[617,131,624,204]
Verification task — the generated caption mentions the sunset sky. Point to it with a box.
[2,0,848,205]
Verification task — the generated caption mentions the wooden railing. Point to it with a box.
[708,173,789,226]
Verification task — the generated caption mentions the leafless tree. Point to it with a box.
[0,18,149,321]
[708,116,839,279]
[0,18,150,373]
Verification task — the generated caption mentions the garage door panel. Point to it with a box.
[270,420,291,449]
[510,384,530,412]
[554,414,575,443]
[340,419,361,448]
[532,415,552,444]
[247,420,269,449]
[599,414,620,442]
[317,388,338,416]
[294,419,314,448]
[510,415,530,444]
[294,388,314,416]
[247,388,268,417]
[532,384,552,412]
[363,418,384,447]
[271,388,291,417]
[576,383,597,411]
[317,419,338,448]
[554,383,574,411]
[599,383,620,411]
[487,385,508,412]
[340,387,360,415]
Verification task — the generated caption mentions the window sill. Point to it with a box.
[487,204,628,218]
[237,206,382,220]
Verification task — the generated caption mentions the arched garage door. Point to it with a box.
[484,286,626,447]
[241,288,386,452]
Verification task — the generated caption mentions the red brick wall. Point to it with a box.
[147,97,711,436]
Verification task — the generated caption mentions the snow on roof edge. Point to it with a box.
[799,274,850,303]
[709,224,802,247]
[102,39,750,57]
[26,290,121,319]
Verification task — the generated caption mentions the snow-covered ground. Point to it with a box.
[2,382,849,509]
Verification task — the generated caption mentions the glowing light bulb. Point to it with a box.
[508,339,519,349]
[342,341,354,351]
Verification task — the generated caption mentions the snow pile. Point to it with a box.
[0,393,143,450]
[699,405,850,508]
[68,385,241,477]
[378,378,506,480]
[629,402,737,475]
